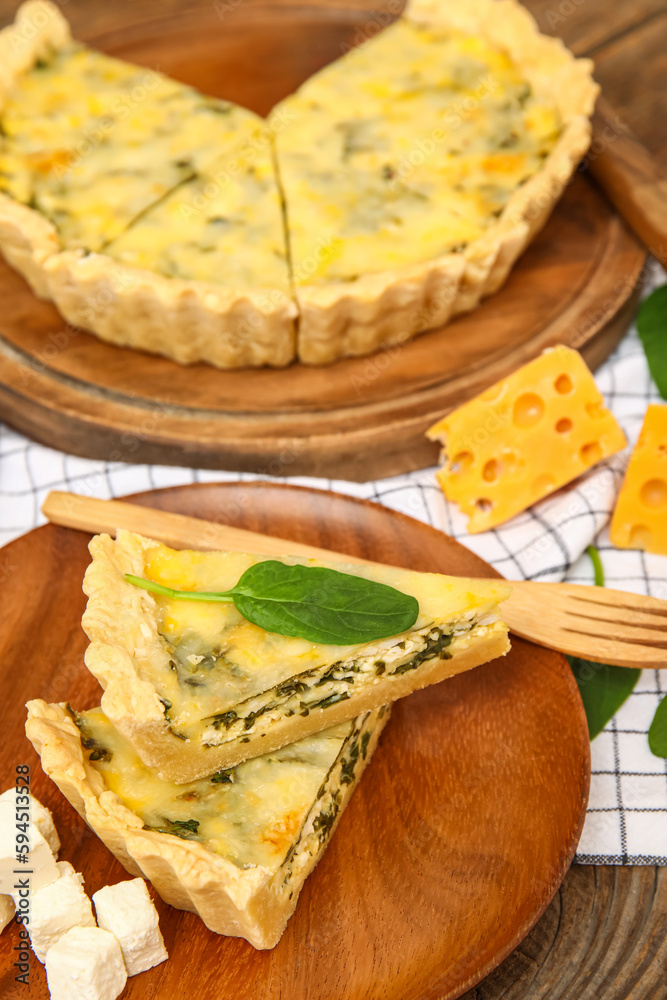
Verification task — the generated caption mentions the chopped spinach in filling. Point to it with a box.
[70,705,382,873]
[195,625,458,748]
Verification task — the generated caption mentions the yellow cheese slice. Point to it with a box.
[610,404,667,555]
[273,18,561,283]
[427,346,627,533]
[0,44,263,251]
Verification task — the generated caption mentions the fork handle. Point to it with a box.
[42,492,662,668]
[41,491,381,567]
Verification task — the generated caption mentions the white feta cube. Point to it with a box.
[45,926,127,1000]
[93,878,168,976]
[0,789,60,856]
[0,795,59,895]
[26,860,95,962]
[0,893,14,933]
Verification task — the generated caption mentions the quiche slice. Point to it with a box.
[81,530,510,782]
[45,137,296,367]
[275,0,598,362]
[26,701,389,949]
[0,1,295,365]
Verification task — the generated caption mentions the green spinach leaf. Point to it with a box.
[569,658,640,739]
[649,694,667,757]
[126,561,419,645]
[637,284,667,399]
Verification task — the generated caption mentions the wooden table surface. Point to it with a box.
[0,0,666,996]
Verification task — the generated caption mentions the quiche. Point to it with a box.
[81,530,510,782]
[26,700,389,949]
[0,0,597,367]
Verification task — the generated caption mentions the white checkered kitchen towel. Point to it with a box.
[1,262,666,865]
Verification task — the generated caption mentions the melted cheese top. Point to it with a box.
[274,19,560,282]
[77,706,352,869]
[1,17,561,292]
[106,138,290,292]
[0,45,262,251]
[132,540,508,728]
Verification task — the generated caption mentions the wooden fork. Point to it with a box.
[42,491,667,670]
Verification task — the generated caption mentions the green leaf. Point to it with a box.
[586,544,605,588]
[126,561,419,645]
[648,694,667,757]
[125,574,234,602]
[230,561,419,644]
[568,658,640,739]
[637,284,667,399]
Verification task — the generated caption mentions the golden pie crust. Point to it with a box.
[0,0,597,368]
[25,699,389,949]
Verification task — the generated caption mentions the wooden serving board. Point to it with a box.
[0,482,589,1000]
[0,2,647,481]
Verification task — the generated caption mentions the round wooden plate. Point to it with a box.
[0,2,646,481]
[0,482,589,1000]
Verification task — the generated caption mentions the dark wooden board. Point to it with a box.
[0,2,646,480]
[0,482,589,999]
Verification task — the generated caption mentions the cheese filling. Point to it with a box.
[132,543,505,749]
[71,706,383,874]
[0,44,264,251]
[192,620,496,748]
[274,19,561,282]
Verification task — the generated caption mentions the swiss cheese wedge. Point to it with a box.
[26,700,389,949]
[427,346,627,532]
[610,404,667,555]
[81,531,510,782]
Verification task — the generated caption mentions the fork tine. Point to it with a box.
[502,581,667,667]
[558,583,667,617]
[563,606,667,633]
[563,621,667,647]
[505,621,666,667]
[556,634,666,668]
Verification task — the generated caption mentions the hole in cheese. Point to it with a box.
[555,417,573,433]
[555,374,573,394]
[629,524,652,549]
[482,459,499,482]
[450,450,474,473]
[513,393,544,429]
[532,473,556,495]
[640,478,667,509]
[580,441,602,464]
[585,401,606,419]
[474,498,493,512]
